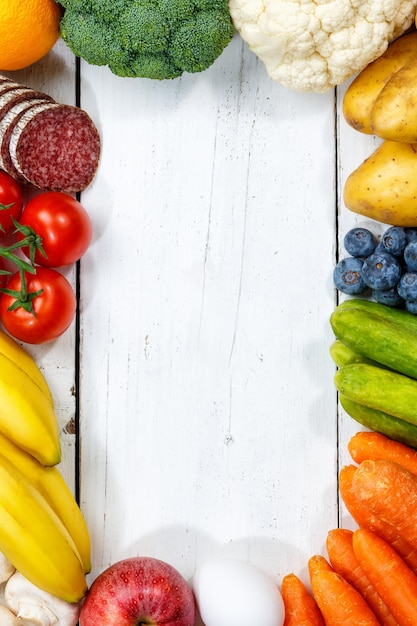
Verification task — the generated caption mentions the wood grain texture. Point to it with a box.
[336,81,384,530]
[10,35,379,590]
[79,37,338,585]
[3,39,78,490]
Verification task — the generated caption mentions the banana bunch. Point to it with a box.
[0,329,59,466]
[330,298,417,449]
[0,330,90,602]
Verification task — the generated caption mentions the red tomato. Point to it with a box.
[18,191,93,267]
[0,267,76,344]
[0,171,24,235]
[0,257,8,290]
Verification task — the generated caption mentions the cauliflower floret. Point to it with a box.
[228,0,417,92]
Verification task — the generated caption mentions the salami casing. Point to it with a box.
[0,74,101,192]
[0,100,57,183]
[0,87,54,122]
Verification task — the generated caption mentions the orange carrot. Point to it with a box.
[281,573,324,626]
[326,528,399,626]
[339,464,417,574]
[308,554,380,626]
[352,528,417,626]
[348,431,417,475]
[352,459,417,552]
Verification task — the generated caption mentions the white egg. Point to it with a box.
[192,557,285,626]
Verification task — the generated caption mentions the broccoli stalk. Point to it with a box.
[59,0,235,80]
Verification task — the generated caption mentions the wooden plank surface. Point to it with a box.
[5,33,375,593]
[3,41,78,491]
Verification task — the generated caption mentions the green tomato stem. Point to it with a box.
[0,219,46,314]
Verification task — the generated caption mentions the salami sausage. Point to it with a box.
[0,100,57,183]
[0,74,101,192]
[0,79,18,95]
[9,104,101,193]
[0,87,54,123]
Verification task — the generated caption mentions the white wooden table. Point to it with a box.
[6,34,380,596]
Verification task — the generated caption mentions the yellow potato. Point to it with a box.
[343,140,417,226]
[370,57,417,142]
[343,31,417,134]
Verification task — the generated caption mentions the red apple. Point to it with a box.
[79,556,195,626]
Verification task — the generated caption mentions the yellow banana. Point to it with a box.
[0,330,53,404]
[0,353,60,466]
[0,451,87,603]
[0,431,91,573]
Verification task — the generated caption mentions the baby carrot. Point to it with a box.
[308,554,380,626]
[352,459,417,551]
[339,464,417,574]
[281,573,324,626]
[352,528,417,626]
[326,528,399,626]
[348,431,417,475]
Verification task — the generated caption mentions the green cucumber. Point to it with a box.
[335,363,417,426]
[329,340,378,368]
[337,298,417,332]
[330,306,417,379]
[340,395,417,449]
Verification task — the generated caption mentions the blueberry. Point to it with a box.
[333,257,367,295]
[372,287,404,307]
[406,300,417,315]
[404,241,417,271]
[381,226,407,257]
[343,227,377,258]
[361,251,402,290]
[373,242,386,254]
[398,272,417,302]
[405,228,417,243]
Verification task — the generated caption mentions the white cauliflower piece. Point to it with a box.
[228,0,417,92]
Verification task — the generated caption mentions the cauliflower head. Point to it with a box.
[59,0,235,80]
[228,0,417,92]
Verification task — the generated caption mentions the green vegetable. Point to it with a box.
[330,300,417,380]
[340,395,417,449]
[336,298,417,332]
[330,299,417,447]
[58,0,235,80]
[335,363,417,426]
[329,339,378,368]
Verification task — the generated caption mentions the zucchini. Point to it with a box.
[340,395,417,449]
[337,298,417,333]
[334,363,417,426]
[330,306,417,379]
[329,340,378,368]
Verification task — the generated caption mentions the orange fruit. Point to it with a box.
[0,0,62,71]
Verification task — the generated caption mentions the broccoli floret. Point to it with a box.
[170,11,236,74]
[59,0,234,80]
[156,0,196,28]
[60,12,124,66]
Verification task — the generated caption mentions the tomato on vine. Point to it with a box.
[0,171,24,235]
[0,258,8,290]
[0,267,77,344]
[17,191,93,267]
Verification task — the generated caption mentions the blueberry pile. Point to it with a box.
[333,226,417,313]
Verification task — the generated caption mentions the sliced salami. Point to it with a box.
[0,75,101,191]
[0,99,57,183]
[0,82,20,103]
[10,104,101,192]
[0,87,54,123]
[0,77,18,90]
